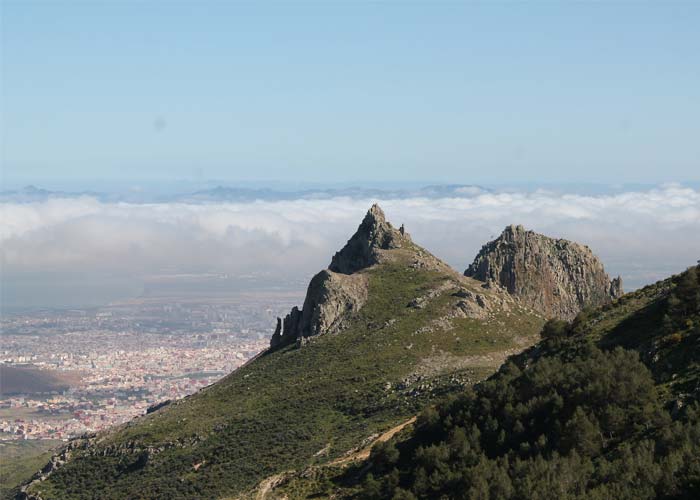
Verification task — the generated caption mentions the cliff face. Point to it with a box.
[271,270,369,348]
[272,204,410,348]
[465,225,623,320]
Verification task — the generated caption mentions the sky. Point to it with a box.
[2,1,699,186]
[1,2,699,312]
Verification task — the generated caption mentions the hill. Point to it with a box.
[0,366,79,396]
[276,264,699,499]
[17,206,546,500]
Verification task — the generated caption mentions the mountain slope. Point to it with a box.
[276,265,699,500]
[19,206,544,500]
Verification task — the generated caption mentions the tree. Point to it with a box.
[361,473,382,500]
[540,319,570,340]
[370,440,400,473]
[391,488,418,500]
[669,266,700,320]
[561,408,602,456]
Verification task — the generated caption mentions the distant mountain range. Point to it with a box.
[6,182,696,204]
[0,184,490,204]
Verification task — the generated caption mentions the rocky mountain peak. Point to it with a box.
[502,224,525,238]
[329,203,411,274]
[363,202,387,226]
[271,204,411,349]
[465,225,623,320]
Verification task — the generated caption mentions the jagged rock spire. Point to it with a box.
[329,204,410,274]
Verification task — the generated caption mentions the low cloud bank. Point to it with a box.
[1,184,699,309]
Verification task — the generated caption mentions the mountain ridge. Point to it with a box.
[14,205,627,500]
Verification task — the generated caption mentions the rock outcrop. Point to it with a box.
[329,204,411,274]
[271,270,368,348]
[465,224,623,320]
[272,204,405,348]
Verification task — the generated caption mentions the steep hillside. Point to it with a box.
[17,206,544,500]
[465,224,623,320]
[274,265,698,500]
[577,265,699,405]
[0,442,62,500]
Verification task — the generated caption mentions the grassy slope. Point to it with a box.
[0,440,62,499]
[271,265,700,500]
[29,253,542,500]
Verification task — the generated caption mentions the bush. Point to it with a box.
[362,338,698,499]
[665,332,684,346]
[539,319,570,340]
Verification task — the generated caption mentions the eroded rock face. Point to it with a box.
[465,224,623,320]
[302,270,368,336]
[329,204,411,274]
[271,267,370,348]
[271,270,369,348]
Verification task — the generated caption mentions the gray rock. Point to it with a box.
[329,204,410,274]
[453,288,475,299]
[455,299,488,320]
[300,270,368,338]
[465,224,623,320]
[270,318,283,348]
[271,270,368,348]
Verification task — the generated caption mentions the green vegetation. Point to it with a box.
[30,257,542,499]
[572,264,700,405]
[0,440,62,499]
[352,265,700,500]
[359,340,700,499]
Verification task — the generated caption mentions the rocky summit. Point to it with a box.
[271,204,414,349]
[329,203,411,274]
[465,224,623,320]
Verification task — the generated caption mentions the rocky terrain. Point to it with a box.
[272,204,446,349]
[13,206,633,500]
[465,224,623,320]
[270,270,369,349]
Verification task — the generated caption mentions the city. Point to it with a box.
[0,290,303,442]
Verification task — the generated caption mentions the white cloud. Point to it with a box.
[1,185,699,309]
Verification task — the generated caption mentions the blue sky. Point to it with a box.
[2,1,699,187]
